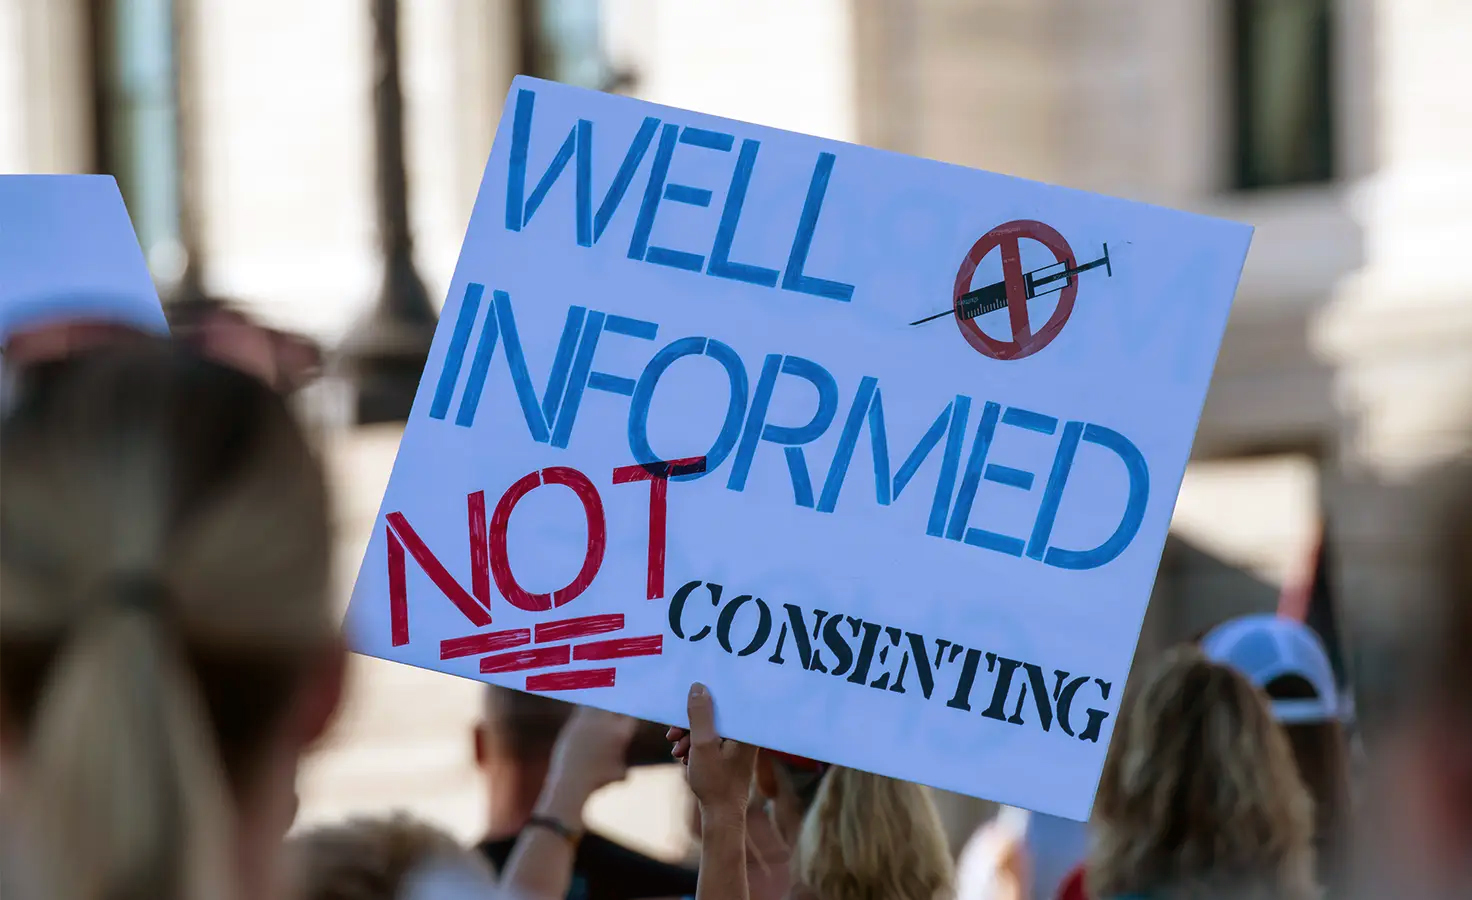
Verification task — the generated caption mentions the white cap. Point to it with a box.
[1201,614,1341,724]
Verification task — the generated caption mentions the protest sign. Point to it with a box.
[346,76,1252,819]
[0,175,167,347]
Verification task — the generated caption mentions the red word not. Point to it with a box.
[386,456,706,647]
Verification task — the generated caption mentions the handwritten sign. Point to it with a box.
[0,175,166,346]
[346,76,1251,820]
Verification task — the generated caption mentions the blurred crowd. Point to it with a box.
[1,308,1470,900]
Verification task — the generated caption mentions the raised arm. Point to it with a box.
[684,683,759,900]
[499,706,637,900]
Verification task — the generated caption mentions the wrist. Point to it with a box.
[533,776,591,832]
[699,801,748,834]
[525,812,584,848]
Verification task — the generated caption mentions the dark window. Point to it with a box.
[517,0,608,88]
[89,0,185,280]
[1231,0,1335,190]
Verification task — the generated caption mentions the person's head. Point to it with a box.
[166,296,321,394]
[1089,646,1316,900]
[474,685,573,781]
[289,813,496,900]
[473,685,674,828]
[756,754,954,900]
[1202,614,1353,882]
[2,296,320,397]
[0,341,343,900]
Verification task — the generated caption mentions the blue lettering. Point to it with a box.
[1027,421,1083,560]
[1034,424,1149,570]
[430,282,487,421]
[945,405,1057,557]
[926,396,972,537]
[629,126,734,271]
[817,382,971,520]
[504,88,659,245]
[550,313,658,449]
[505,90,853,302]
[781,152,855,302]
[627,124,679,261]
[708,139,780,287]
[439,286,1150,568]
[628,336,749,481]
[429,285,584,441]
[727,355,840,508]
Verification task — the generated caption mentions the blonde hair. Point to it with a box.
[290,813,495,900]
[793,767,954,900]
[0,343,334,900]
[1089,646,1318,900]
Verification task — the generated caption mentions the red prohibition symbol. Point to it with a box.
[953,219,1078,361]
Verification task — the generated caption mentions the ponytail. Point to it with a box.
[0,344,336,900]
[792,768,954,900]
[24,598,234,900]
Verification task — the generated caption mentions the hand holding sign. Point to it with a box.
[685,683,758,819]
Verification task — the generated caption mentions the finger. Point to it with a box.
[666,725,689,742]
[672,735,691,760]
[687,682,717,745]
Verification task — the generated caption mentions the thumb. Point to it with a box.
[687,682,717,743]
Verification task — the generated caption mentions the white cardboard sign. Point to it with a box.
[0,175,167,346]
[347,76,1251,820]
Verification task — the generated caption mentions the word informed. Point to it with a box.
[430,286,1149,571]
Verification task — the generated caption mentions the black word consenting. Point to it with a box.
[668,579,1114,743]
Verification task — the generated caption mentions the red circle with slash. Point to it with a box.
[953,219,1078,360]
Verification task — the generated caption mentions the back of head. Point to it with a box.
[793,767,954,900]
[481,685,574,765]
[479,685,671,768]
[1089,646,1317,900]
[290,813,495,900]
[0,342,334,900]
[1201,614,1352,886]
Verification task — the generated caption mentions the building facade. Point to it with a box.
[4,0,1469,855]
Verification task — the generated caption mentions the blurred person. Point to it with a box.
[953,807,1030,900]
[288,706,644,900]
[291,813,497,900]
[165,296,322,395]
[2,295,320,395]
[954,804,1090,900]
[1087,646,1317,900]
[1202,615,1353,891]
[0,341,344,899]
[1354,462,1472,899]
[1016,617,1351,900]
[671,684,955,900]
[473,686,698,900]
